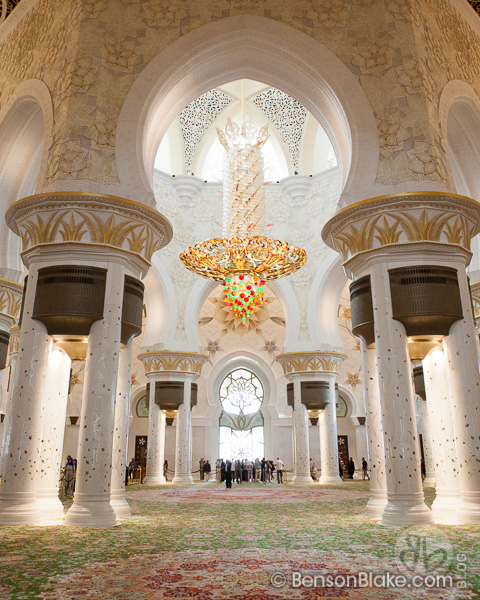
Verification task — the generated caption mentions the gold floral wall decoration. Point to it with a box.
[199,292,285,338]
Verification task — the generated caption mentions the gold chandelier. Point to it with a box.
[180,118,307,326]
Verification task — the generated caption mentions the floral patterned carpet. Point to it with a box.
[0,481,478,599]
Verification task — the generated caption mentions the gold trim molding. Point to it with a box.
[275,351,347,376]
[0,277,23,323]
[6,192,173,265]
[138,351,208,376]
[321,192,480,263]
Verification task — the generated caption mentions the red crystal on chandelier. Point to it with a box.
[223,274,265,326]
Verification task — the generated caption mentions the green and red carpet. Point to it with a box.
[0,482,478,599]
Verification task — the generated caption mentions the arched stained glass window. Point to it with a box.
[219,368,263,419]
[136,395,149,418]
[219,368,264,461]
[336,395,347,418]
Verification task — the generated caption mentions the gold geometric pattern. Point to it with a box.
[0,278,23,323]
[322,192,480,262]
[5,193,173,265]
[138,351,208,376]
[275,351,347,376]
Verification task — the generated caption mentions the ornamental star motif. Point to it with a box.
[70,372,82,389]
[131,372,139,386]
[262,339,279,353]
[344,371,362,390]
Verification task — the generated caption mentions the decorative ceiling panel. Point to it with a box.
[179,89,233,174]
[251,88,307,171]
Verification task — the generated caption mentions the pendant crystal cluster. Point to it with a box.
[180,118,307,327]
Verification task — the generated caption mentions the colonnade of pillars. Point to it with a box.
[323,191,480,526]
[0,192,172,526]
[276,352,346,487]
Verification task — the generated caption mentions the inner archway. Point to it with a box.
[218,367,264,461]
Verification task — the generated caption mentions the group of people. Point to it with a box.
[338,457,370,480]
[216,458,286,488]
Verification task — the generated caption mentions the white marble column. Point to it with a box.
[143,378,166,485]
[292,379,313,485]
[370,262,432,526]
[0,268,53,525]
[36,347,71,520]
[0,271,53,525]
[360,342,388,517]
[423,347,460,520]
[0,327,19,479]
[110,341,134,517]
[319,378,343,485]
[416,394,435,487]
[443,268,480,523]
[65,263,125,527]
[173,380,194,485]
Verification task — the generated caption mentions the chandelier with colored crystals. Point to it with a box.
[180,118,307,326]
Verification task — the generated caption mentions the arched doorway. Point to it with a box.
[218,367,264,461]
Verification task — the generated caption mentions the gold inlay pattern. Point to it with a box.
[138,351,208,376]
[5,193,173,264]
[276,351,347,375]
[0,277,23,321]
[322,192,480,262]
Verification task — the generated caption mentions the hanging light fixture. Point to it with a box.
[180,113,307,327]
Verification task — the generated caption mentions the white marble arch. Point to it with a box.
[116,14,379,208]
[181,273,300,352]
[439,80,480,281]
[307,250,347,352]
[204,350,277,465]
[142,253,178,351]
[0,79,53,281]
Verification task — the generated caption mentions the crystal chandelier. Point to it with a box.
[180,118,307,326]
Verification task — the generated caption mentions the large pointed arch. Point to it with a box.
[0,80,53,281]
[116,14,378,207]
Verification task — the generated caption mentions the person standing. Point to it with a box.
[199,457,205,481]
[64,456,75,498]
[164,459,168,481]
[265,460,271,483]
[225,460,232,489]
[348,457,355,480]
[361,457,369,480]
[128,458,137,480]
[203,460,211,481]
[254,458,262,482]
[276,457,285,484]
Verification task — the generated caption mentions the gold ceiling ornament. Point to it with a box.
[138,350,208,376]
[276,351,347,376]
[180,118,306,328]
